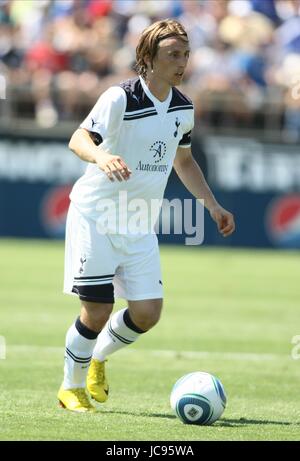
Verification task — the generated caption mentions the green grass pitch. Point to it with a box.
[0,238,299,441]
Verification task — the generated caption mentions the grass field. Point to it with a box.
[0,238,299,441]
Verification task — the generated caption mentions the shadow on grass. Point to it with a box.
[100,409,176,420]
[100,410,299,427]
[217,418,300,427]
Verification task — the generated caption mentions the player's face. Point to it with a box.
[151,37,190,86]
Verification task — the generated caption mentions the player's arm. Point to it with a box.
[69,128,131,182]
[174,146,235,237]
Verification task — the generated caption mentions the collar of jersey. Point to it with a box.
[139,76,172,114]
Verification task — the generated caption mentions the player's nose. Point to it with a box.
[178,57,188,69]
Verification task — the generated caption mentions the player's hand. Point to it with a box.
[95,150,132,182]
[209,205,235,237]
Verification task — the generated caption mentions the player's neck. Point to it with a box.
[144,76,171,102]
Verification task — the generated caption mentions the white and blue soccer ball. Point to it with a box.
[170,372,227,425]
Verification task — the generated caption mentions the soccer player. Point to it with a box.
[58,19,235,412]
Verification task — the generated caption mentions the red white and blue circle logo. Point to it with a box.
[265,194,300,248]
[41,185,72,238]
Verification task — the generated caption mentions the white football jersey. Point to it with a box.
[70,76,194,235]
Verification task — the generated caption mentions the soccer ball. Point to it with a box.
[170,372,227,425]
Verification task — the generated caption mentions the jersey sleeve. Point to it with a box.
[178,107,194,148]
[178,129,192,148]
[80,86,126,152]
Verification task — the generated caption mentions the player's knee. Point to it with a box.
[131,300,163,331]
[80,302,113,333]
[143,309,161,330]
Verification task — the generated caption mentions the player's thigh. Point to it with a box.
[66,206,120,304]
[114,234,163,302]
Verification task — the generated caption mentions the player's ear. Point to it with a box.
[144,54,151,68]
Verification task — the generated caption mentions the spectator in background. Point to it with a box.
[250,0,281,25]
[0,0,299,141]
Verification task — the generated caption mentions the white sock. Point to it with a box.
[92,308,144,362]
[63,318,98,389]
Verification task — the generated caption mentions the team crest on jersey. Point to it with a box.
[174,118,180,137]
[79,255,87,274]
[150,141,167,164]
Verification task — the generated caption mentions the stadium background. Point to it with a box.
[0,0,300,442]
[1,0,300,247]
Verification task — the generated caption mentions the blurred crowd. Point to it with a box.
[1,0,300,140]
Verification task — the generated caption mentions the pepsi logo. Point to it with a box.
[265,194,300,248]
[41,185,72,237]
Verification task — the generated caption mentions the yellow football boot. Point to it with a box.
[58,386,96,412]
[87,359,109,403]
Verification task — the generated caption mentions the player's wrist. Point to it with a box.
[205,197,220,213]
[92,147,111,164]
